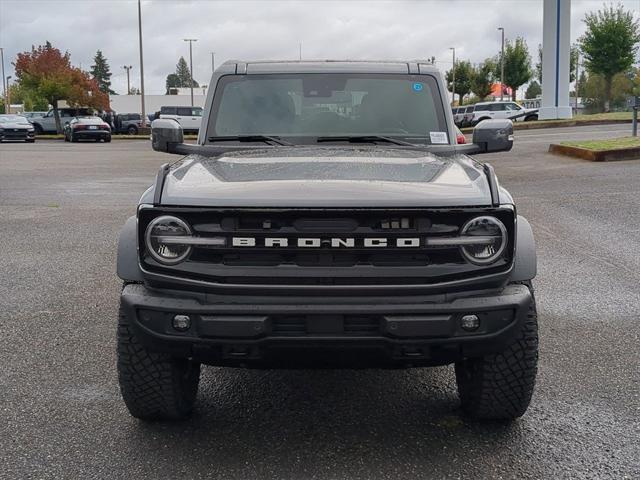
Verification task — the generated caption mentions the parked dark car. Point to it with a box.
[63,116,112,142]
[114,113,143,135]
[0,114,36,142]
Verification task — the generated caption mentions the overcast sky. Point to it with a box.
[1,0,638,95]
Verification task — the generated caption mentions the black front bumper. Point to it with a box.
[120,283,532,368]
[0,129,35,141]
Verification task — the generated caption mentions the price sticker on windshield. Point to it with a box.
[430,131,448,144]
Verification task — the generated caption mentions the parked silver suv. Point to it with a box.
[470,101,538,126]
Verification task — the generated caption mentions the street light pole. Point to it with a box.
[122,65,132,95]
[211,52,215,73]
[0,47,6,113]
[6,76,11,113]
[449,47,456,106]
[137,0,147,127]
[498,27,505,101]
[299,43,302,61]
[184,39,198,107]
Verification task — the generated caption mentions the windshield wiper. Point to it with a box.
[208,135,293,146]
[316,135,418,147]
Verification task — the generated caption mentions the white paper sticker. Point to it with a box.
[430,131,448,144]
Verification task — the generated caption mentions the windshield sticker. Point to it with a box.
[412,83,423,92]
[430,131,448,144]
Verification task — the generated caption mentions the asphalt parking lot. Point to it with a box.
[1,125,639,479]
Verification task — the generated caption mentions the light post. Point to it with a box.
[137,0,147,127]
[449,47,456,106]
[122,65,132,95]
[299,42,302,61]
[211,52,215,73]
[6,75,11,113]
[497,27,505,101]
[184,38,198,107]
[0,47,6,113]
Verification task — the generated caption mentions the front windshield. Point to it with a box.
[208,73,448,144]
[0,115,28,123]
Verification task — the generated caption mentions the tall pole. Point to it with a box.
[6,76,11,113]
[211,52,215,73]
[449,47,456,106]
[574,49,580,112]
[0,47,6,113]
[299,42,302,61]
[122,65,132,95]
[137,0,147,127]
[498,27,505,101]
[184,38,198,107]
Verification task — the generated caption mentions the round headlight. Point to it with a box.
[144,215,192,265]
[459,216,507,265]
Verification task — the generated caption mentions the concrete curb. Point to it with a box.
[461,118,631,134]
[549,143,640,162]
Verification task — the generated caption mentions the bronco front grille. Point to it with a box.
[138,207,515,290]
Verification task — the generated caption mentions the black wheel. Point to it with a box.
[34,124,43,135]
[127,125,138,135]
[104,136,111,143]
[71,133,78,143]
[455,281,538,421]
[525,115,538,122]
[117,298,200,421]
[26,139,35,143]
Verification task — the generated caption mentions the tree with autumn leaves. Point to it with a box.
[14,42,109,133]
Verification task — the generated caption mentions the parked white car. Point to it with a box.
[470,101,538,126]
[30,108,94,134]
[159,106,203,133]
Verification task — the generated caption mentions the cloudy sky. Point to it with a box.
[1,0,638,95]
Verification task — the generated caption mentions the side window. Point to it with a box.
[466,106,474,113]
[161,107,177,115]
[507,103,522,111]
[177,107,192,116]
[492,103,506,111]
[192,108,203,116]
[475,104,488,112]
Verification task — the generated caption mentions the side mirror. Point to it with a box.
[472,119,514,153]
[151,118,184,153]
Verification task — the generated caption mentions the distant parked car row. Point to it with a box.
[452,101,538,128]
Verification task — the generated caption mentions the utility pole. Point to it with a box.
[137,0,147,127]
[574,49,580,113]
[6,76,11,113]
[299,42,302,61]
[184,38,198,107]
[449,47,456,106]
[122,65,132,95]
[498,27,505,101]
[0,47,6,113]
[211,52,215,73]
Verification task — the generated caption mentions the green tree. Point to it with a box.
[165,73,180,94]
[582,72,634,112]
[90,50,115,95]
[175,56,199,88]
[525,80,542,99]
[498,37,532,101]
[470,59,496,101]
[14,42,108,133]
[446,60,473,105]
[579,4,640,111]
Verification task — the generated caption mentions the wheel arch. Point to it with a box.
[117,216,144,282]
[511,215,537,282]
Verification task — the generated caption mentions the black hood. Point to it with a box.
[158,146,492,208]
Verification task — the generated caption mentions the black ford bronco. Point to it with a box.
[116,61,538,421]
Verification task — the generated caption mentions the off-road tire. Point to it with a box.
[455,281,538,421]
[117,299,200,421]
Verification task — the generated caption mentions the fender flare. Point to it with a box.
[511,215,537,282]
[117,216,144,282]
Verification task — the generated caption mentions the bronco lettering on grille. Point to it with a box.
[231,237,421,248]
